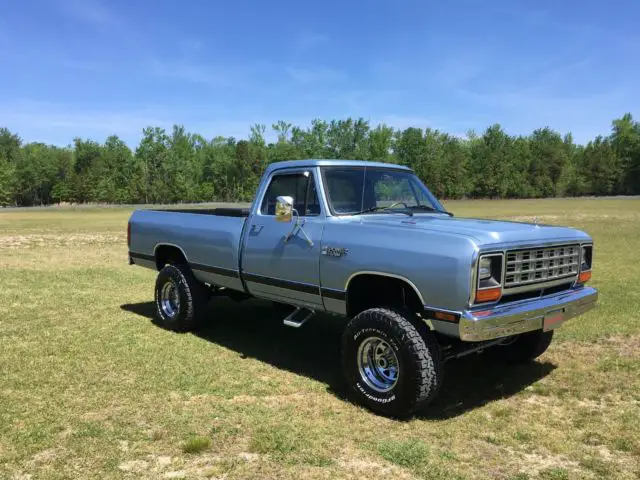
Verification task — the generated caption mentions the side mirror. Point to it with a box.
[275,196,294,223]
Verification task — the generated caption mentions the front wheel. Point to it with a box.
[487,329,554,364]
[154,264,210,332]
[341,308,443,418]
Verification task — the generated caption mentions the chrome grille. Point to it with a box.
[504,244,579,289]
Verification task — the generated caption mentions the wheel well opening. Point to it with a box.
[154,245,187,270]
[346,274,423,318]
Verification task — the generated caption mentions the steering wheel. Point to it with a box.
[387,201,409,209]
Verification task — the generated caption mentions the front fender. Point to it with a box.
[319,219,477,313]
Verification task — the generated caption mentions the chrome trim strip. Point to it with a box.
[244,273,321,295]
[321,287,347,301]
[468,248,480,308]
[503,277,575,295]
[190,263,239,278]
[480,238,590,251]
[476,252,505,290]
[344,271,426,305]
[314,166,333,219]
[580,243,593,273]
[153,243,241,279]
[505,272,578,289]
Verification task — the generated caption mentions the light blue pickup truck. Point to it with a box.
[128,159,598,417]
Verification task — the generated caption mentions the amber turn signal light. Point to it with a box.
[475,287,502,303]
[434,311,457,322]
[578,271,591,283]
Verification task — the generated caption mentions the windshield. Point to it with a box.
[321,167,446,215]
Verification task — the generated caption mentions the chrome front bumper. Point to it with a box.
[458,286,598,342]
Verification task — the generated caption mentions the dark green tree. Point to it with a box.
[0,128,20,206]
[368,124,394,162]
[611,113,640,194]
[583,137,620,195]
[470,125,515,198]
[1,114,637,206]
[528,128,568,197]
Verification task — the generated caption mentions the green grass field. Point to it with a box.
[1,198,639,479]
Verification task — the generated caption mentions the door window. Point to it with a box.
[260,172,321,216]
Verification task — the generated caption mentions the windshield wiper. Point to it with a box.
[408,205,436,212]
[408,205,454,216]
[353,206,413,216]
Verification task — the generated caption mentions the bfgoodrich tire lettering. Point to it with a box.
[342,308,443,417]
[154,264,209,332]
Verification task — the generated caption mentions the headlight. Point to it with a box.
[578,245,593,283]
[581,245,592,271]
[479,257,492,279]
[475,253,504,303]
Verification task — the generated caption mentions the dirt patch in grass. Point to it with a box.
[228,392,308,406]
[118,459,150,473]
[516,450,581,477]
[599,335,640,357]
[0,233,125,249]
[511,213,640,223]
[510,214,560,223]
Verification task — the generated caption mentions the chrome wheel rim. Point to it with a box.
[357,336,399,392]
[160,280,180,318]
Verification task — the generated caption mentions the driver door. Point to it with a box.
[241,168,325,308]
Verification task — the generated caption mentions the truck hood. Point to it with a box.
[362,214,591,247]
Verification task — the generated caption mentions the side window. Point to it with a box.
[260,172,321,216]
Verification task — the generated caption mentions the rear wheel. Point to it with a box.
[341,308,443,418]
[154,264,210,332]
[487,329,554,364]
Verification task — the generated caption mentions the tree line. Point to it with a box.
[1,114,639,207]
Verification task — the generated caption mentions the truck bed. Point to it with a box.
[128,208,248,291]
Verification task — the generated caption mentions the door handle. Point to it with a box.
[250,224,263,234]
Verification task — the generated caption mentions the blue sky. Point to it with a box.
[1,0,638,146]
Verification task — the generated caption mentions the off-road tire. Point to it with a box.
[154,264,210,332]
[488,329,554,364]
[341,308,443,418]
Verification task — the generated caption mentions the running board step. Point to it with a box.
[282,307,315,328]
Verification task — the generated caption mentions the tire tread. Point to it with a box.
[342,307,443,417]
[154,263,209,332]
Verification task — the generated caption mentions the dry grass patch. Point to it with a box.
[0,232,125,249]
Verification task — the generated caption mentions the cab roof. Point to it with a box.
[264,159,411,175]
